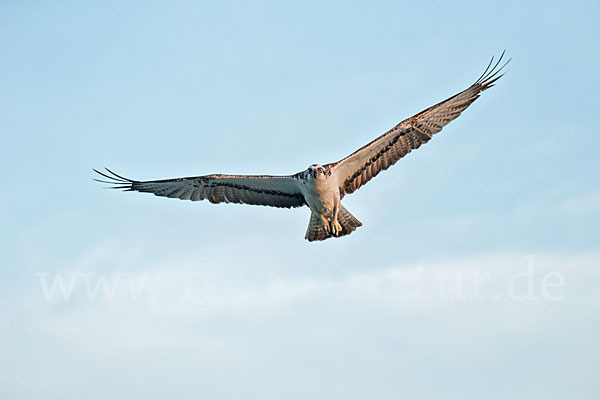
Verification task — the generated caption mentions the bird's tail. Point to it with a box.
[304,205,363,242]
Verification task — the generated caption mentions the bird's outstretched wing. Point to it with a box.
[329,52,510,196]
[94,169,307,208]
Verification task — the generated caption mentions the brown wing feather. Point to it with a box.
[94,168,307,208]
[330,53,509,196]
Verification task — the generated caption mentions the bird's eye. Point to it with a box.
[318,167,323,173]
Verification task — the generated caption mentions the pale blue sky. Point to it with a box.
[1,1,599,399]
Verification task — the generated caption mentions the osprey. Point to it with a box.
[96,53,509,242]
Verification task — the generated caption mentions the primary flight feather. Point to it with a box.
[95,52,509,242]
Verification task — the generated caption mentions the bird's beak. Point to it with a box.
[312,170,317,178]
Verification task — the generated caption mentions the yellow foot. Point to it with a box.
[331,219,343,236]
[319,214,331,233]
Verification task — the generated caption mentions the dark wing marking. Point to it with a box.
[329,52,510,196]
[94,168,307,208]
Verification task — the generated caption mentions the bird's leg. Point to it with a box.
[331,203,342,235]
[319,213,331,233]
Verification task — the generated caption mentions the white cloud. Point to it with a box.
[3,246,600,399]
[17,249,600,334]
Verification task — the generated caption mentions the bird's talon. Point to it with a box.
[332,220,343,235]
[320,214,331,233]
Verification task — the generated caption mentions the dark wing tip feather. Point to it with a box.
[475,51,511,89]
[93,168,136,190]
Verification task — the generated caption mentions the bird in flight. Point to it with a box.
[95,53,509,242]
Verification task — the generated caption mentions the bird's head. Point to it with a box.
[307,164,329,180]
